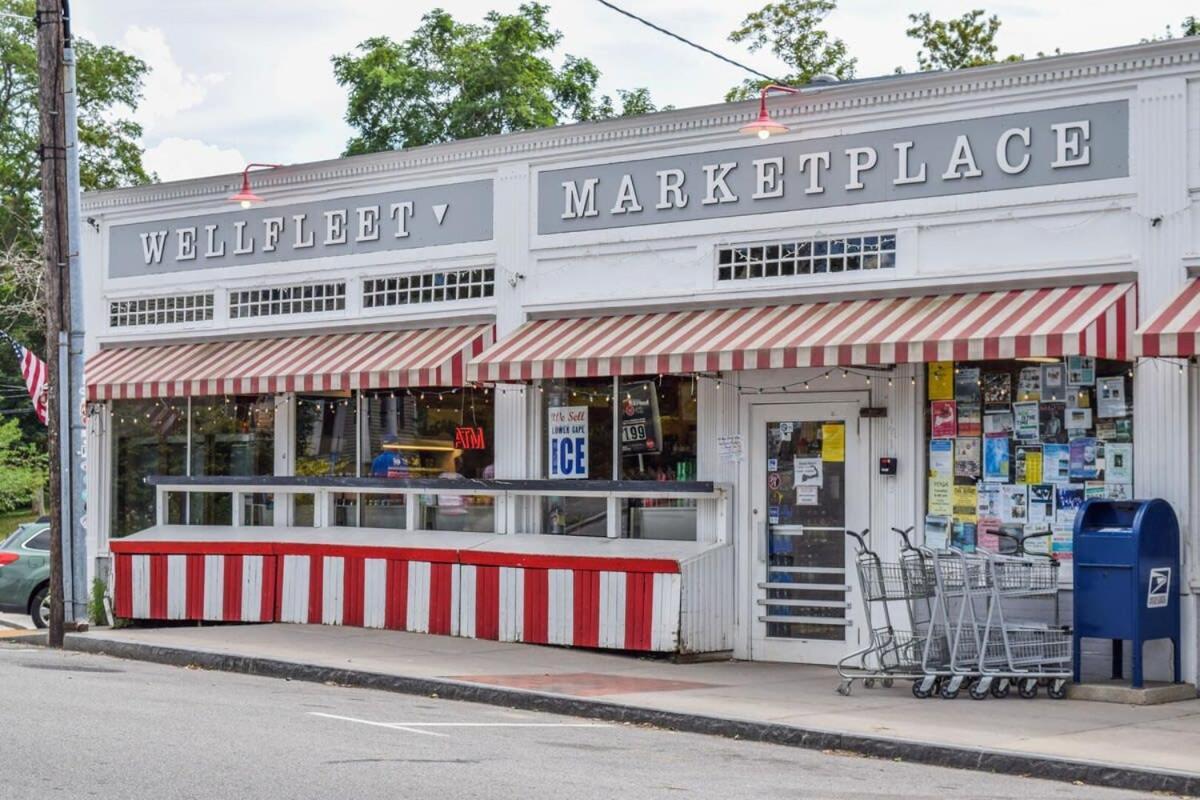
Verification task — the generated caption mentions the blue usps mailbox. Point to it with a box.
[1072,499,1181,688]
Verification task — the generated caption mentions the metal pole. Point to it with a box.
[35,0,67,646]
[61,0,86,622]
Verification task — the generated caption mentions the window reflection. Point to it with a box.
[361,388,494,531]
[110,400,187,538]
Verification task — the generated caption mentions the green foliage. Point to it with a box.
[905,9,1022,72]
[332,3,664,154]
[593,87,673,120]
[89,576,109,627]
[0,0,152,251]
[0,0,150,445]
[0,416,45,512]
[1185,16,1200,37]
[725,0,856,101]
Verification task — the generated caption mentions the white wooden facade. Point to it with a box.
[82,39,1200,677]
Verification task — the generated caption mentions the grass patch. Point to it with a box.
[0,507,39,535]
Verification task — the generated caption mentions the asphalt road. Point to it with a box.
[0,643,1178,800]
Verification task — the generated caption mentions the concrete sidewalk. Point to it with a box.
[41,624,1200,795]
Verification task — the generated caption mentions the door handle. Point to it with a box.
[757,521,767,564]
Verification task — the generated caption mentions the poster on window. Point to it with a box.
[976,481,1002,519]
[1097,376,1127,418]
[1042,443,1071,483]
[1052,523,1074,560]
[982,372,1012,412]
[929,438,953,479]
[954,438,981,480]
[957,401,982,436]
[1018,367,1042,401]
[1013,402,1039,441]
[928,361,953,400]
[931,400,957,438]
[954,367,981,402]
[1028,484,1055,525]
[548,406,588,479]
[999,484,1028,524]
[1039,402,1068,444]
[794,457,824,488]
[984,411,1013,436]
[1015,445,1041,484]
[1069,437,1099,480]
[1067,355,1096,386]
[1055,486,1085,526]
[1042,363,1066,401]
[953,520,978,553]
[983,436,1010,480]
[1106,442,1133,483]
[619,380,662,456]
[925,514,951,550]
[953,484,978,521]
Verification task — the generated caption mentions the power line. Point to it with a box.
[591,0,778,84]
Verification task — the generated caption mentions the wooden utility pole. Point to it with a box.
[36,0,67,647]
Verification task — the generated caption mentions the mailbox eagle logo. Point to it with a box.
[1147,567,1171,609]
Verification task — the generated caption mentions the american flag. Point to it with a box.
[4,334,48,425]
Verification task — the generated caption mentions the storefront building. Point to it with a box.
[79,38,1200,680]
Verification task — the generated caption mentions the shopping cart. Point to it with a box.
[972,531,1071,700]
[835,528,935,696]
[914,546,991,698]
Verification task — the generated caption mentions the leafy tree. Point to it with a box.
[0,0,151,251]
[725,0,856,101]
[1182,16,1200,36]
[0,0,151,447]
[594,87,673,120]
[905,9,1022,71]
[0,417,46,512]
[332,3,665,155]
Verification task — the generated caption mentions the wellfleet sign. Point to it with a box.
[108,178,494,277]
[537,101,1128,234]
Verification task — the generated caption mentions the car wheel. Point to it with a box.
[30,586,49,629]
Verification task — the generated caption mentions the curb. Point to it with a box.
[56,633,1200,796]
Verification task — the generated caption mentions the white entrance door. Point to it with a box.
[749,401,867,664]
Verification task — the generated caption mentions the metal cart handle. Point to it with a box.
[1021,530,1056,560]
[843,528,869,553]
[891,526,916,551]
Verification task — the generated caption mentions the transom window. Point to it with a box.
[109,293,214,328]
[363,268,495,309]
[229,282,346,319]
[717,234,896,282]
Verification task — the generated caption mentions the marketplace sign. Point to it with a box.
[108,178,494,277]
[537,101,1128,234]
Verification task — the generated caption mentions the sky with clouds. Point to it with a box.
[71,0,1199,183]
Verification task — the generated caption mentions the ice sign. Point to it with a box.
[548,406,589,479]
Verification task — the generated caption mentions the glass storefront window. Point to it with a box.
[295,395,356,476]
[110,400,187,538]
[923,357,1133,562]
[361,387,494,531]
[618,376,699,540]
[190,396,275,477]
[541,379,613,537]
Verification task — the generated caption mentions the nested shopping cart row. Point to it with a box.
[836,528,1071,700]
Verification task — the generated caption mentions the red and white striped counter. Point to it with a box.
[110,527,733,655]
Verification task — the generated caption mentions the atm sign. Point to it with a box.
[454,426,486,450]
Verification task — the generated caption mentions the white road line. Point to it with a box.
[308,712,611,738]
[308,712,449,737]
[367,722,610,728]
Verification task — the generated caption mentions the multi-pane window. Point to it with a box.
[229,282,346,319]
[109,294,214,328]
[363,268,495,309]
[717,234,897,282]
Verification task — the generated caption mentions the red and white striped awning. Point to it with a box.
[87,324,493,400]
[1134,278,1200,357]
[469,283,1135,381]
